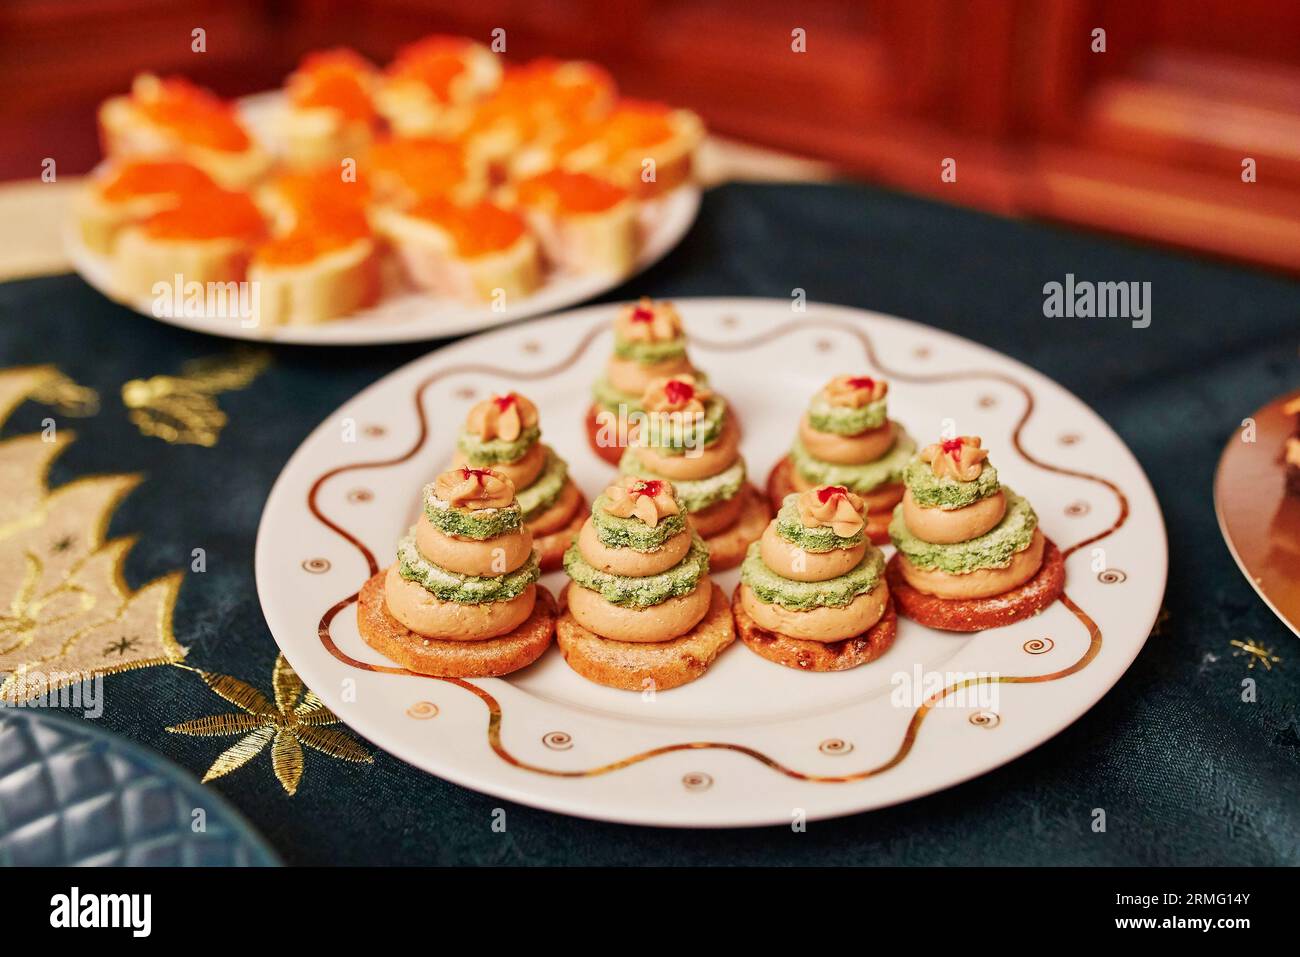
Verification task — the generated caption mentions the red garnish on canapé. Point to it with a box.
[816,485,849,504]
[663,379,694,404]
[629,479,665,498]
[941,437,965,460]
[630,305,655,322]
[461,467,494,480]
[847,376,876,391]
[492,393,517,411]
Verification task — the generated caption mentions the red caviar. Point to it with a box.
[847,376,876,390]
[290,49,375,122]
[143,189,265,241]
[368,137,466,199]
[270,168,371,215]
[100,160,216,202]
[630,479,665,497]
[492,393,518,411]
[136,77,251,152]
[515,169,626,214]
[253,207,369,267]
[406,198,526,257]
[388,36,471,101]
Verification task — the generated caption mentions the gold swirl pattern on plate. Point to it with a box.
[406,701,439,719]
[1023,637,1055,655]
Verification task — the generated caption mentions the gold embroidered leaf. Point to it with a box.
[272,729,305,795]
[294,689,328,717]
[198,670,274,715]
[297,726,373,764]
[272,654,304,712]
[168,712,266,737]
[200,726,276,783]
[295,704,338,727]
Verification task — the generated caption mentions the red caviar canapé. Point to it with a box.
[136,77,251,152]
[515,169,626,214]
[816,485,850,504]
[142,189,265,241]
[407,198,526,258]
[253,206,370,267]
[290,49,376,122]
[368,137,466,199]
[99,160,215,202]
[388,36,471,101]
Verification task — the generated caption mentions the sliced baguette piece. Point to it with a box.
[506,169,637,275]
[98,74,272,190]
[372,198,541,302]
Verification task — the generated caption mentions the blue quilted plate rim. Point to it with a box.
[0,709,280,867]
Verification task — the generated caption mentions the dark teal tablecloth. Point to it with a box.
[2,182,1297,865]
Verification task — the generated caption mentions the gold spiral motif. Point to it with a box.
[406,701,439,719]
[1060,432,1082,445]
[1065,500,1090,517]
[969,711,1001,728]
[1098,568,1127,584]
[302,557,331,574]
[363,424,386,438]
[542,731,573,751]
[819,738,854,755]
[347,488,374,504]
[1023,637,1055,654]
[682,772,713,791]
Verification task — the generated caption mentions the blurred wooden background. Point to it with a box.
[3,0,1299,271]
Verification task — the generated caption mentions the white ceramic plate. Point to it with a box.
[255,298,1167,826]
[65,92,701,345]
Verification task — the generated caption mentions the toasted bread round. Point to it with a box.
[556,583,735,691]
[585,403,626,466]
[700,483,770,571]
[531,491,586,572]
[357,570,556,677]
[885,537,1066,632]
[733,584,897,671]
[766,456,892,545]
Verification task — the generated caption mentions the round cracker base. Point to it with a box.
[585,403,626,466]
[885,537,1066,633]
[766,456,892,544]
[556,583,735,691]
[732,585,898,671]
[357,570,557,676]
[702,483,769,571]
[531,495,587,572]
